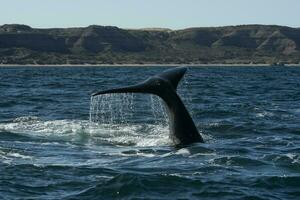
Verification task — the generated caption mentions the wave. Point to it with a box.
[66,172,300,200]
[0,116,171,147]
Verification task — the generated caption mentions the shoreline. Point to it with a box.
[0,63,299,67]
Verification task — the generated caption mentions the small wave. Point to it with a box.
[210,155,268,168]
[0,147,33,165]
[120,150,157,158]
[255,111,274,118]
[68,173,205,199]
[264,153,300,171]
[6,152,33,160]
[249,175,300,189]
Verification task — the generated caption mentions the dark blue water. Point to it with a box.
[0,66,300,200]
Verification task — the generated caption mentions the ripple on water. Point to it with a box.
[1,66,300,199]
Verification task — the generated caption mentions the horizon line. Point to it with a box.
[1,23,299,31]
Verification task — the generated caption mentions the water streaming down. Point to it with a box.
[89,93,170,146]
[90,93,168,125]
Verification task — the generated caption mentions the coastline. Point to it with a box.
[0,63,300,67]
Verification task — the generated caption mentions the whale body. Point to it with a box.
[92,67,204,146]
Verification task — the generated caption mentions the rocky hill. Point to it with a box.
[0,24,300,64]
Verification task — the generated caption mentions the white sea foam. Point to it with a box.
[175,148,191,156]
[6,152,33,160]
[283,153,299,164]
[256,111,274,118]
[0,150,9,161]
[0,148,33,165]
[0,116,170,147]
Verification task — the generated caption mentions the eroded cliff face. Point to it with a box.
[0,24,300,64]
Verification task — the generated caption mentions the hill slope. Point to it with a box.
[0,24,300,64]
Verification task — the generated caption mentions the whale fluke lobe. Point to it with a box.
[92,67,204,146]
[156,66,187,89]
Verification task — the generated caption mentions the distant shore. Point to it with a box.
[1,63,300,67]
[1,24,300,67]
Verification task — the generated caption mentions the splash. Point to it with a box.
[0,117,170,147]
[88,93,171,146]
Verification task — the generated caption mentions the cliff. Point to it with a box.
[0,24,300,64]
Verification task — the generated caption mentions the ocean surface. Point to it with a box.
[0,66,300,200]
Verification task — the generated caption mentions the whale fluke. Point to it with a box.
[92,67,204,146]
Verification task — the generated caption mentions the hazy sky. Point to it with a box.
[1,0,299,29]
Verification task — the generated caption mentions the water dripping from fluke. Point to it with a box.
[89,93,170,147]
[89,93,168,126]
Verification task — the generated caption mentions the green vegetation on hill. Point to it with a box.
[0,24,300,65]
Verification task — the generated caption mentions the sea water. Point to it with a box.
[0,66,300,199]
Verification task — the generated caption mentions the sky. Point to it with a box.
[0,0,299,29]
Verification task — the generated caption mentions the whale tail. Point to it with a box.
[92,67,187,96]
[92,67,204,145]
